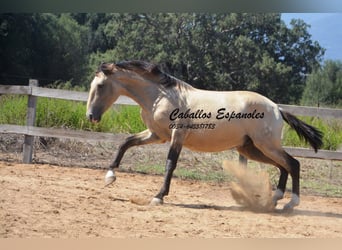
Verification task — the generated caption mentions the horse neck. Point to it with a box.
[114,73,196,111]
[116,77,164,111]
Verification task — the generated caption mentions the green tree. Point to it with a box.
[301,60,342,107]
[0,13,88,86]
[0,14,36,83]
[84,13,324,103]
[1,13,325,104]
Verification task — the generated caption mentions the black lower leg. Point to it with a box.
[155,144,182,200]
[155,160,176,199]
[281,152,300,197]
[109,136,138,169]
[109,132,159,169]
[239,154,248,166]
[290,158,300,197]
[277,167,288,193]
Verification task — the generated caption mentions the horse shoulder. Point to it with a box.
[139,104,173,141]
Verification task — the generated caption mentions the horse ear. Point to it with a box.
[100,63,116,75]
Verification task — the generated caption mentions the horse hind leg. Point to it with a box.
[238,154,248,166]
[273,167,288,205]
[281,152,300,211]
[251,141,300,211]
[237,137,278,165]
[237,140,288,205]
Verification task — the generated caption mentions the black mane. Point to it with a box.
[115,60,177,88]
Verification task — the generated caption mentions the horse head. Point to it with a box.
[86,62,120,123]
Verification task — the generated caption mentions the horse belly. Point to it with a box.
[183,124,245,152]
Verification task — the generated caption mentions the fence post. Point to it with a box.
[23,79,38,163]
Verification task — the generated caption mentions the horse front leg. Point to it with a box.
[105,129,161,186]
[150,132,184,205]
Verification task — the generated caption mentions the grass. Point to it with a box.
[282,116,342,151]
[135,164,231,182]
[0,95,28,126]
[133,156,341,197]
[1,95,340,150]
[0,95,146,133]
[302,180,341,197]
[257,159,341,197]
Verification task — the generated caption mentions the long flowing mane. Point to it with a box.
[115,60,177,88]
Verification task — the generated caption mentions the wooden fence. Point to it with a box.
[0,80,341,163]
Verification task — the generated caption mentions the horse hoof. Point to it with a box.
[283,203,295,213]
[283,194,299,212]
[272,189,284,206]
[150,197,163,206]
[272,200,278,208]
[105,170,116,186]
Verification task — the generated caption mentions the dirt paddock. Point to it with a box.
[1,161,341,238]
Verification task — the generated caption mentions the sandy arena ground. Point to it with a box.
[1,161,341,238]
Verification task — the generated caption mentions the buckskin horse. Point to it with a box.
[86,60,323,211]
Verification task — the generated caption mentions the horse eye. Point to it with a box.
[97,84,104,90]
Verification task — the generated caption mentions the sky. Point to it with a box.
[281,13,342,62]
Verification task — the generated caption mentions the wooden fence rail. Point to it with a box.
[1,81,341,163]
[0,84,136,104]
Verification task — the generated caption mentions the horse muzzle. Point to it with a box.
[86,111,102,123]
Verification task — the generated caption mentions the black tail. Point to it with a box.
[280,110,323,152]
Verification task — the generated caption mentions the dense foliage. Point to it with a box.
[301,60,342,107]
[0,13,327,103]
[0,13,88,87]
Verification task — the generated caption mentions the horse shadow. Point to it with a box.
[168,202,342,219]
[112,196,341,219]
